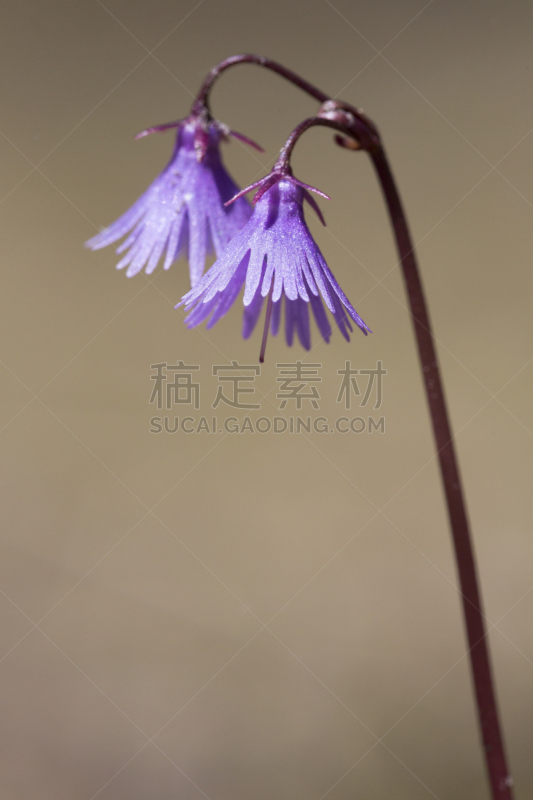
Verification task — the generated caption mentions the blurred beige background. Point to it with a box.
[0,1,532,798]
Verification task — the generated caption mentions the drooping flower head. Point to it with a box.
[85,114,261,287]
[178,172,371,359]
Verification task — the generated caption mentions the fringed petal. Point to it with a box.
[330,291,353,342]
[85,191,152,251]
[207,257,249,328]
[184,294,219,328]
[163,211,188,270]
[243,249,266,306]
[322,261,371,334]
[179,172,370,351]
[304,242,334,311]
[87,118,253,285]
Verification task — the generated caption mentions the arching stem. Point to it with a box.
[370,146,514,797]
[192,54,329,115]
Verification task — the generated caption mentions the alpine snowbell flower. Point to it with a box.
[85,115,258,287]
[179,173,371,359]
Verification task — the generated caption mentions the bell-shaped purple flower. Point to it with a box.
[178,174,371,355]
[85,116,257,286]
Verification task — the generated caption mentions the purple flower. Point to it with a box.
[85,116,258,286]
[178,174,371,356]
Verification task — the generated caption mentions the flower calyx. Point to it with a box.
[225,168,330,225]
[135,107,263,164]
[192,108,264,162]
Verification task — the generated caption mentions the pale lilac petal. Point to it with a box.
[145,222,172,275]
[179,223,252,308]
[115,236,144,272]
[115,221,145,254]
[271,237,285,303]
[203,247,251,303]
[163,212,188,270]
[293,254,310,301]
[206,255,250,328]
[184,294,219,327]
[86,191,151,251]
[281,247,298,301]
[243,250,267,306]
[124,237,157,277]
[187,207,208,287]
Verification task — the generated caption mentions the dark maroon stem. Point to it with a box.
[274,117,320,169]
[370,146,513,799]
[272,110,381,175]
[192,54,330,115]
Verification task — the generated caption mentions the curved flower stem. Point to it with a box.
[370,146,514,799]
[192,55,380,152]
[275,110,380,168]
[192,54,330,114]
